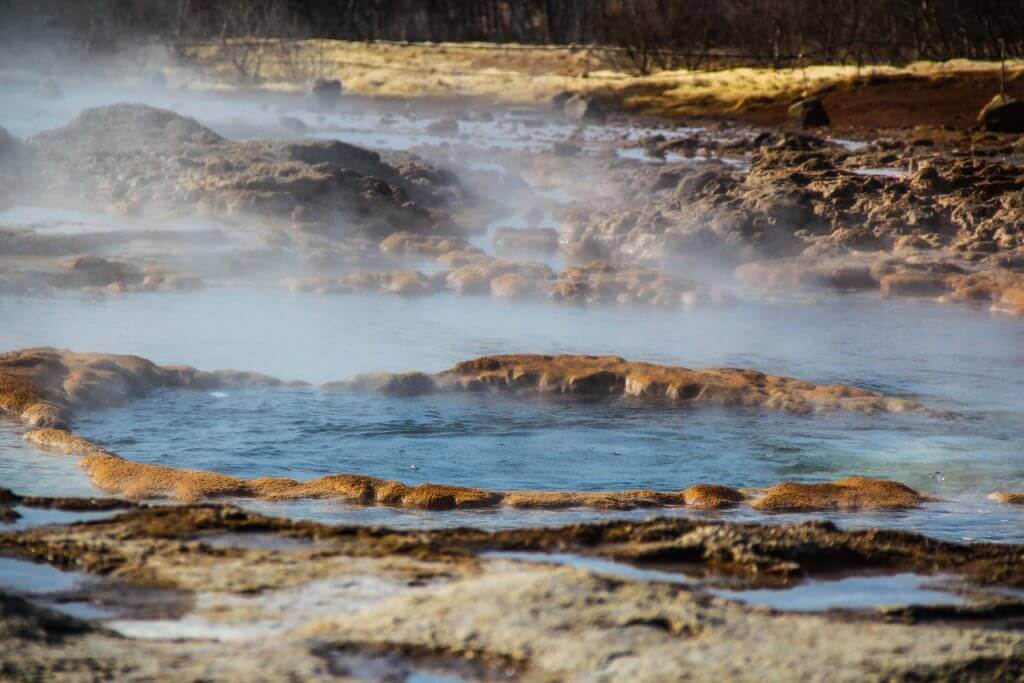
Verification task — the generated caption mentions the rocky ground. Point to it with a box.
[3,100,1023,319]
[2,61,1024,680]
[2,498,1024,681]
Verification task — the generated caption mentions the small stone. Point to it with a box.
[788,97,830,128]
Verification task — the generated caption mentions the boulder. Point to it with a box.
[311,79,342,111]
[978,94,1024,133]
[563,94,606,124]
[61,255,144,288]
[551,90,575,111]
[788,97,830,128]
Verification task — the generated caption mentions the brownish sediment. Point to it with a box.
[989,491,1024,506]
[287,258,731,311]
[502,489,682,510]
[76,451,681,509]
[66,450,931,515]
[0,348,936,511]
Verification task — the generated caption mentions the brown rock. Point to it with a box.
[788,97,830,128]
[978,94,1024,133]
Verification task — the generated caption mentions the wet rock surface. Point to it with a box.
[554,132,1024,318]
[1,501,1024,680]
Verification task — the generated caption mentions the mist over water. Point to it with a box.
[1,71,1023,546]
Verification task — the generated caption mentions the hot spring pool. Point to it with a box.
[1,288,1022,540]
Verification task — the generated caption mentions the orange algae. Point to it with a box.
[23,428,104,455]
[750,477,929,511]
[989,491,1024,506]
[436,354,919,414]
[682,484,747,509]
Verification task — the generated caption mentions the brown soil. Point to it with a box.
[738,71,1024,133]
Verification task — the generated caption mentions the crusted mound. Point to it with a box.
[73,451,926,513]
[681,483,747,509]
[0,347,285,427]
[24,428,104,455]
[432,354,920,414]
[750,477,931,511]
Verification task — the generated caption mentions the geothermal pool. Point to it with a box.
[1,288,1023,540]
[1,80,1023,545]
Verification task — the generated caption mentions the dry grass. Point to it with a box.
[179,39,1024,119]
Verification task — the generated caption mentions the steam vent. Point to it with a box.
[1,2,1024,679]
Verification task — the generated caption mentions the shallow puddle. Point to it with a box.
[483,552,977,613]
[484,551,692,585]
[2,506,121,530]
[0,555,84,594]
[711,573,967,611]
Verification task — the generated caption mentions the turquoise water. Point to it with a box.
[1,289,1022,540]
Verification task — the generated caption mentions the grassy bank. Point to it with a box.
[180,39,1024,129]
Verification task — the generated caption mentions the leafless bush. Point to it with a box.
[4,0,1024,71]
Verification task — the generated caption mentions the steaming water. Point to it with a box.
[1,82,1023,546]
[1,289,1023,541]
